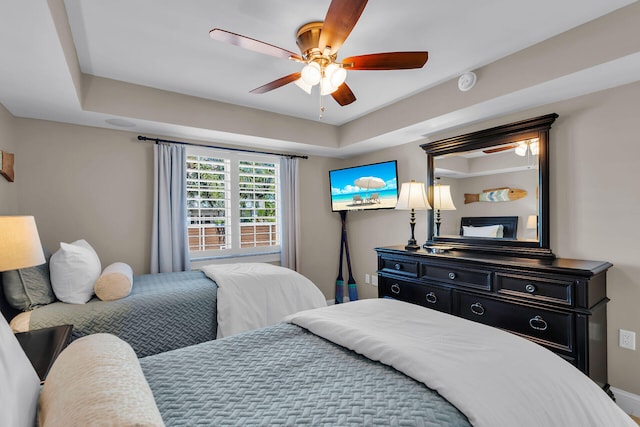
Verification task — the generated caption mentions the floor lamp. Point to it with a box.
[433,178,456,237]
[396,180,431,250]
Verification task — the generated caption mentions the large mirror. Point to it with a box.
[421,114,558,258]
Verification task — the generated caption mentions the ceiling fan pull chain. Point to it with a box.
[319,82,325,119]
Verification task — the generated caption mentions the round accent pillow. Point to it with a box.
[94,262,133,301]
[38,334,164,426]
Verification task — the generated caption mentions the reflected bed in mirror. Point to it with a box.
[421,114,558,258]
[460,216,519,239]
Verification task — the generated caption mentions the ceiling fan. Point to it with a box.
[209,0,428,110]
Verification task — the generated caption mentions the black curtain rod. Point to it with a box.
[137,135,308,159]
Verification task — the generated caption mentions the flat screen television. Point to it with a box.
[329,160,399,212]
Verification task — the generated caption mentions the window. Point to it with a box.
[186,147,280,260]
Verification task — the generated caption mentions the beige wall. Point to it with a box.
[3,79,640,394]
[12,120,154,273]
[297,155,342,295]
[0,103,18,213]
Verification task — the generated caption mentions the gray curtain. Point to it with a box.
[151,143,190,273]
[280,157,299,270]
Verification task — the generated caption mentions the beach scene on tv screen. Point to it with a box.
[330,161,398,211]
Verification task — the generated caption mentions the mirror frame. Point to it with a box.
[421,113,558,259]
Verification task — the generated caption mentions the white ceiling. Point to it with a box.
[0,0,638,158]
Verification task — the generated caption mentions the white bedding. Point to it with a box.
[202,263,326,338]
[286,299,635,427]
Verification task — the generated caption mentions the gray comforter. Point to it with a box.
[30,271,217,357]
[140,323,470,426]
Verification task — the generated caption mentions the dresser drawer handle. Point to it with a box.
[390,283,401,294]
[470,302,485,316]
[425,292,437,304]
[525,284,537,293]
[394,263,402,271]
[529,315,548,331]
[448,272,456,280]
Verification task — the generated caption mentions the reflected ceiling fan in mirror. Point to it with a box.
[209,0,428,117]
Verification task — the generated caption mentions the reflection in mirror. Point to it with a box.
[435,140,539,241]
[433,178,456,237]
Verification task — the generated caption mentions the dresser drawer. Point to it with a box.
[379,277,451,313]
[421,263,491,291]
[496,273,574,306]
[456,293,573,352]
[379,256,419,278]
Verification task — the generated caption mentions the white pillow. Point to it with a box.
[0,311,40,427]
[94,262,133,301]
[49,239,101,304]
[39,334,164,426]
[462,224,504,238]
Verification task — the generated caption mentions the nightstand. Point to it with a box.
[15,324,73,383]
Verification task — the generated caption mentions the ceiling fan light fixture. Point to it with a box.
[301,62,321,85]
[515,139,539,156]
[325,63,347,87]
[294,78,313,94]
[515,142,528,156]
[320,76,339,95]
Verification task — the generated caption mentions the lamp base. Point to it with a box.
[435,209,442,237]
[405,211,420,251]
[405,237,420,251]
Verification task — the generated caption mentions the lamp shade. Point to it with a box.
[515,139,539,157]
[301,62,321,85]
[325,63,347,87]
[294,78,313,94]
[526,215,538,229]
[320,76,339,95]
[396,181,431,210]
[0,216,45,272]
[433,184,456,210]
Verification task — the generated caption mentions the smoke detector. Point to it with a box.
[458,72,477,92]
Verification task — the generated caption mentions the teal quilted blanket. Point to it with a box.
[140,323,470,426]
[30,271,217,357]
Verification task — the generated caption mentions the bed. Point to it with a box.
[2,271,218,357]
[1,261,326,358]
[460,215,519,239]
[2,298,634,427]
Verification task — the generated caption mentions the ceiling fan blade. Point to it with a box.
[483,144,518,154]
[342,52,429,70]
[318,0,368,55]
[210,28,303,62]
[331,83,356,106]
[250,72,302,94]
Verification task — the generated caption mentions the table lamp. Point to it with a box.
[526,214,538,239]
[395,181,431,250]
[0,216,45,272]
[433,178,456,237]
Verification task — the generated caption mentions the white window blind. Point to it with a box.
[186,147,280,260]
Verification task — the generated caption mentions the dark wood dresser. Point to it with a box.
[376,246,612,391]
